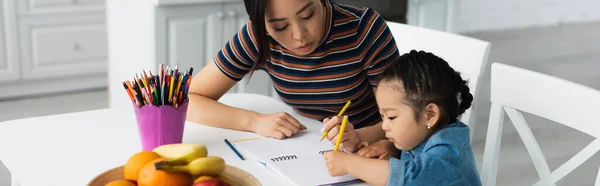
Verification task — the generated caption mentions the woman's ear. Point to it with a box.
[422,103,440,129]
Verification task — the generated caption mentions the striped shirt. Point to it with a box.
[214,0,400,129]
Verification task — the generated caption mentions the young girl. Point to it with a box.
[187,0,399,140]
[323,50,482,186]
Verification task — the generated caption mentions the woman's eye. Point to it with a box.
[302,12,314,20]
[387,117,397,121]
[273,25,288,32]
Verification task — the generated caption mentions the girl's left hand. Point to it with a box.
[356,140,396,160]
[323,151,351,176]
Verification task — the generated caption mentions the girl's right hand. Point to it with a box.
[250,112,307,139]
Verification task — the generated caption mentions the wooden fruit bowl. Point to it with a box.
[88,165,261,186]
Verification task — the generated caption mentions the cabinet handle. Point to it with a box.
[216,12,224,19]
[73,43,81,51]
[228,11,237,17]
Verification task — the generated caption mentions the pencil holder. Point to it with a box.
[132,102,188,151]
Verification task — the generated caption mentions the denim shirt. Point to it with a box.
[386,121,481,186]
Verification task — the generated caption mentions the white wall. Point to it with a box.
[459,0,600,33]
[106,0,157,109]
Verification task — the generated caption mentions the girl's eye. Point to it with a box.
[380,113,396,121]
[273,25,288,32]
[302,12,314,20]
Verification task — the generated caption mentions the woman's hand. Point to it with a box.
[356,140,396,160]
[250,112,306,139]
[321,116,361,153]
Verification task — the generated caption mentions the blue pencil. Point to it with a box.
[224,138,245,160]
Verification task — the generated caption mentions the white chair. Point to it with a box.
[386,21,491,135]
[480,63,600,186]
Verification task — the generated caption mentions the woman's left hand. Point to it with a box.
[322,116,362,153]
[323,151,351,176]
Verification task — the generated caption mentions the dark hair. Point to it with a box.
[243,0,326,77]
[377,50,473,131]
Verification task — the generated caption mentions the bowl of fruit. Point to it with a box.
[88,143,260,186]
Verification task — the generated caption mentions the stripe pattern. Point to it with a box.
[214,0,400,128]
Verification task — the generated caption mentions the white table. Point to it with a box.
[0,93,368,186]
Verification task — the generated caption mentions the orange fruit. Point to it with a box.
[137,158,192,186]
[105,179,136,186]
[124,151,162,181]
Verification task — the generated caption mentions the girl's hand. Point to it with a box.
[250,112,306,139]
[323,151,351,176]
[321,116,361,152]
[356,140,396,160]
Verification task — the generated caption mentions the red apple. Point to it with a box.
[192,179,231,186]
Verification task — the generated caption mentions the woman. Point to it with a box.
[187,0,399,147]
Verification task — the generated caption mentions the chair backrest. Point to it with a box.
[480,63,600,186]
[386,21,491,129]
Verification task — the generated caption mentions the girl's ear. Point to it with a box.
[422,103,440,129]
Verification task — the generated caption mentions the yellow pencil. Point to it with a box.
[334,116,348,151]
[175,74,183,96]
[169,73,175,102]
[319,100,351,142]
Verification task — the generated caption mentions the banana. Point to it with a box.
[152,143,208,164]
[156,156,226,176]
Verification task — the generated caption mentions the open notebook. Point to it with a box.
[232,132,362,186]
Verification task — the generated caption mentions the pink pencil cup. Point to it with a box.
[132,102,189,151]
